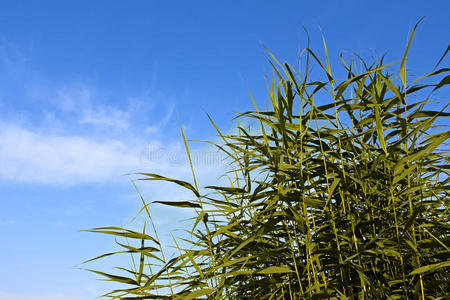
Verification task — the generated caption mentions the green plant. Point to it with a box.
[83,24,450,299]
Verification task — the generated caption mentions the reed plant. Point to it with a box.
[83,23,449,299]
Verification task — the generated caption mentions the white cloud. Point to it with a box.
[0,122,228,187]
[0,292,82,300]
[0,125,139,185]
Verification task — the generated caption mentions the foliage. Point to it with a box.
[83,24,450,299]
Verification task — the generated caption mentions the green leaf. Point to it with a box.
[215,256,251,269]
[400,19,423,89]
[84,269,139,285]
[434,43,450,69]
[380,73,404,105]
[153,200,201,209]
[205,186,247,194]
[257,266,294,274]
[182,288,214,300]
[433,74,450,91]
[374,103,388,155]
[409,260,450,275]
[137,173,200,198]
[81,227,159,244]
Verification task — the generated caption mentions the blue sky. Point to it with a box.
[0,1,448,299]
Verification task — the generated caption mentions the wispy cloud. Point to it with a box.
[0,37,31,80]
[78,104,130,128]
[54,84,131,129]
[145,102,175,134]
[0,219,15,226]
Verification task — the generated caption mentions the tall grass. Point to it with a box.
[83,24,449,299]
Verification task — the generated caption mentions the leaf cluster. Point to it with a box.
[83,24,450,299]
